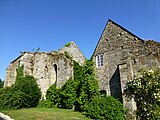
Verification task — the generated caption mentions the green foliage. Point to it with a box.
[59,78,78,109]
[36,47,40,52]
[125,68,160,119]
[77,60,99,111]
[43,60,99,111]
[84,96,126,120]
[43,60,125,119]
[64,51,72,59]
[37,98,52,108]
[20,51,24,55]
[0,86,30,110]
[15,64,24,84]
[32,47,40,52]
[73,61,83,82]
[64,42,71,47]
[0,65,41,110]
[14,75,41,107]
[0,78,4,88]
[45,84,60,108]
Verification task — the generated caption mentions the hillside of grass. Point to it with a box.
[1,108,90,120]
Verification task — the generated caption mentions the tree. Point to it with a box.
[77,60,99,111]
[0,78,4,88]
[125,68,160,119]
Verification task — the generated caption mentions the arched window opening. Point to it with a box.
[53,64,58,85]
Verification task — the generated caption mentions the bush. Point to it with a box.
[0,65,41,110]
[64,42,71,47]
[84,96,126,120]
[125,68,160,119]
[59,78,78,109]
[45,84,60,108]
[37,98,51,108]
[0,87,30,110]
[14,75,41,107]
[44,60,100,112]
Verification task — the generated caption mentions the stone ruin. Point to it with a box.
[4,41,85,98]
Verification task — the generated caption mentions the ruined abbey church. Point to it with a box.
[4,19,160,112]
[4,42,86,98]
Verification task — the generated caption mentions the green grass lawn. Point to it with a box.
[1,108,91,120]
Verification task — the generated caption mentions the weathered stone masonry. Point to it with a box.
[92,19,160,113]
[4,41,85,98]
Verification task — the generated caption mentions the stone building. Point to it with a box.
[92,19,160,114]
[4,41,85,98]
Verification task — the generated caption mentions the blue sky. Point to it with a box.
[0,0,160,80]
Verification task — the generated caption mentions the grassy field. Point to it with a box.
[1,108,91,120]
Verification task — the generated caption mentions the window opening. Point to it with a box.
[133,59,136,64]
[96,54,104,68]
[53,64,58,85]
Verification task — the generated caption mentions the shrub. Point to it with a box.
[125,68,160,119]
[0,65,41,110]
[59,78,78,109]
[64,42,71,47]
[45,84,60,108]
[77,60,99,111]
[84,96,126,120]
[14,75,41,107]
[37,97,51,108]
[0,87,30,110]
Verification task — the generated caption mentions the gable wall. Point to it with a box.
[92,20,160,114]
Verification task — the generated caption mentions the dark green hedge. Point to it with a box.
[84,96,126,120]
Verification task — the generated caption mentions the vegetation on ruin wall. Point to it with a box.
[125,68,160,119]
[64,42,71,47]
[0,65,41,110]
[41,60,125,120]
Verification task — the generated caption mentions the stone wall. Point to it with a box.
[4,42,85,98]
[92,19,160,116]
[59,41,86,65]
[4,51,73,98]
